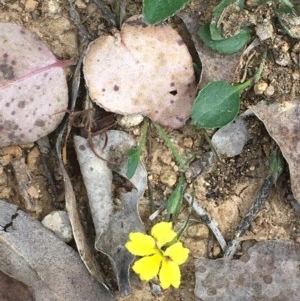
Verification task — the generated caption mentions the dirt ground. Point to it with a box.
[0,1,299,301]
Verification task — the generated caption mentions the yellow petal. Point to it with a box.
[151,222,176,248]
[132,253,162,281]
[159,258,181,289]
[125,232,157,256]
[164,242,189,265]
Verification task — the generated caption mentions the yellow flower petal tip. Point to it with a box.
[125,222,190,290]
[125,232,156,256]
[165,242,189,265]
[151,222,177,248]
[160,259,181,289]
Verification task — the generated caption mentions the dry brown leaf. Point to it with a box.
[251,101,300,203]
[0,200,115,301]
[83,15,196,129]
[74,130,147,296]
[178,11,242,88]
[56,133,108,287]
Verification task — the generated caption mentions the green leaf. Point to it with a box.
[143,0,189,24]
[199,23,251,54]
[126,120,149,179]
[126,147,142,179]
[166,175,185,221]
[269,148,285,183]
[210,0,245,41]
[209,18,226,41]
[191,80,250,129]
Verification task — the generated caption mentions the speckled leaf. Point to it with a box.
[83,15,196,129]
[0,23,71,147]
[195,240,300,301]
[74,130,147,296]
[251,101,300,203]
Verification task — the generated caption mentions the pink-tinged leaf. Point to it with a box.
[0,23,72,147]
[83,15,196,129]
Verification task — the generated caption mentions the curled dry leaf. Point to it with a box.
[56,127,108,287]
[250,101,300,203]
[195,240,300,301]
[74,130,147,296]
[83,15,196,129]
[0,23,71,147]
[0,200,115,301]
[178,11,241,88]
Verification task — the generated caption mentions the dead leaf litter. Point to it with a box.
[0,1,300,301]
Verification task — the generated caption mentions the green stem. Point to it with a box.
[236,78,252,93]
[203,129,221,162]
[278,0,294,8]
[254,50,267,83]
[153,123,189,172]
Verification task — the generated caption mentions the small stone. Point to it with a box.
[256,21,274,41]
[275,53,291,66]
[183,137,193,148]
[187,224,210,239]
[159,150,172,165]
[280,41,289,53]
[211,117,249,158]
[150,283,162,296]
[254,81,268,95]
[292,42,300,53]
[47,0,61,15]
[27,146,40,171]
[75,0,87,9]
[42,210,73,243]
[25,0,38,12]
[264,84,275,96]
[212,245,221,257]
[0,155,12,166]
[117,114,144,128]
[132,128,140,135]
[160,169,177,187]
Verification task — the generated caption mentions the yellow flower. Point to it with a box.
[125,222,189,289]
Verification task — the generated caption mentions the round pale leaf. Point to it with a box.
[0,23,69,147]
[83,15,196,129]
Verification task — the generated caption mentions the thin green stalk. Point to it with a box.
[153,123,189,172]
[202,129,221,162]
[254,50,267,83]
[278,0,294,8]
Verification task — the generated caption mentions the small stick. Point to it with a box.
[224,148,284,259]
[223,174,273,259]
[184,192,227,252]
[90,0,117,27]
